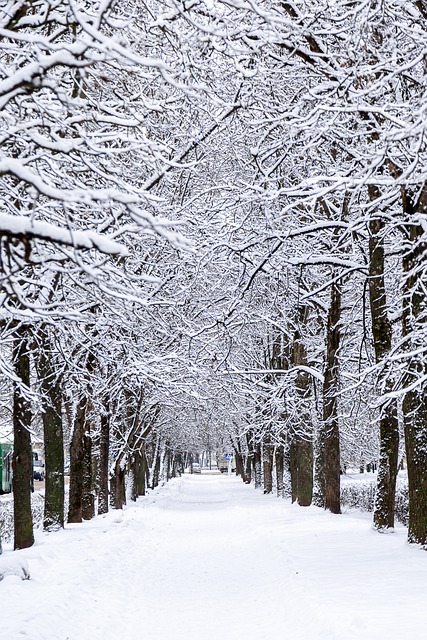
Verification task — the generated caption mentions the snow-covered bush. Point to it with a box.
[0,493,45,545]
[341,480,376,513]
[340,478,409,526]
[394,486,409,527]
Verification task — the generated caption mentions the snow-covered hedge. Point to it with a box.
[0,493,45,545]
[340,477,409,526]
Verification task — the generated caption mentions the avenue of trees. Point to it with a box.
[1,0,427,551]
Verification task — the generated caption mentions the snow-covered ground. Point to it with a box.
[1,474,426,640]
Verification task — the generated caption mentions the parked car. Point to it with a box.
[33,459,45,481]
[192,463,201,474]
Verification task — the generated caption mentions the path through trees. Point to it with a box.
[3,0,427,552]
[1,474,426,640]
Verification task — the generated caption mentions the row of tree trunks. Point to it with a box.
[235,439,288,501]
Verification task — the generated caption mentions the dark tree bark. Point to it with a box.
[148,434,161,489]
[151,450,161,489]
[234,448,247,482]
[131,454,139,502]
[275,445,285,498]
[290,433,313,507]
[139,446,147,495]
[98,410,110,515]
[313,440,325,508]
[253,441,262,489]
[134,449,146,497]
[291,314,314,507]
[289,438,298,503]
[172,452,184,478]
[37,334,65,531]
[81,426,95,520]
[244,432,252,484]
[318,277,342,514]
[401,208,427,545]
[110,459,126,509]
[12,326,34,550]
[262,439,274,494]
[67,398,86,523]
[368,202,399,531]
[164,442,172,481]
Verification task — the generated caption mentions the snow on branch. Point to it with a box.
[225,366,324,383]
[0,159,138,206]
[0,213,128,256]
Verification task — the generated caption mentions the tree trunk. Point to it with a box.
[313,439,325,508]
[290,431,313,506]
[289,438,297,502]
[152,452,161,489]
[164,442,172,481]
[12,327,34,550]
[245,432,252,484]
[294,436,314,507]
[262,439,274,494]
[67,398,86,523]
[368,205,399,531]
[110,459,126,509]
[402,213,427,545]
[275,445,285,498]
[150,435,161,489]
[292,316,314,506]
[318,278,341,514]
[131,454,139,502]
[38,338,65,531]
[138,447,147,495]
[81,427,95,520]
[98,410,110,515]
[174,452,184,477]
[234,449,246,482]
[403,391,427,545]
[134,449,146,496]
[253,441,262,489]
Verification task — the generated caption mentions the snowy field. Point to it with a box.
[1,474,426,640]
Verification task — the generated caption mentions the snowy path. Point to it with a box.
[2,474,427,640]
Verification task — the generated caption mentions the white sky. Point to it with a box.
[1,473,426,640]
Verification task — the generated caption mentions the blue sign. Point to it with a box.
[225,453,232,460]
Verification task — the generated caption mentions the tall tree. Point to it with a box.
[37,327,65,531]
[401,199,427,545]
[290,305,314,506]
[67,397,87,524]
[367,194,399,531]
[12,324,34,549]
[317,277,342,514]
